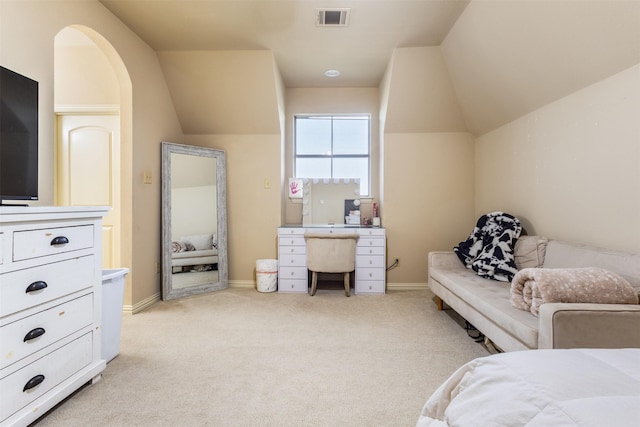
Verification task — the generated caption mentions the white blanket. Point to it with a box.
[417,349,640,427]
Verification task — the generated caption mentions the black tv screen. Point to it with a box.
[0,66,39,203]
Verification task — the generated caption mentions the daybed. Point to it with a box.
[171,233,218,272]
[416,348,640,427]
[429,236,640,351]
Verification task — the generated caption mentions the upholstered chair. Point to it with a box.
[304,233,359,296]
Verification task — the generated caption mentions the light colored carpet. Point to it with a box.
[34,287,488,427]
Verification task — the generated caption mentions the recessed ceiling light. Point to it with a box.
[325,69,341,77]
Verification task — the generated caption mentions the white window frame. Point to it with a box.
[294,114,371,196]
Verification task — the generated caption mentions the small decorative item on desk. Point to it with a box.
[344,199,361,225]
[372,202,380,226]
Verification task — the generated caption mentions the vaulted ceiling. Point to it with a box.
[98,0,470,88]
[96,0,640,136]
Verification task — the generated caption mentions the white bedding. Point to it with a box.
[417,349,640,427]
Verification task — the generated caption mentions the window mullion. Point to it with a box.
[330,116,334,178]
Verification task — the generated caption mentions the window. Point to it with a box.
[294,115,370,195]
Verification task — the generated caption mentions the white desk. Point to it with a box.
[277,226,386,294]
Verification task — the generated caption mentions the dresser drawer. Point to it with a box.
[277,279,308,293]
[0,294,93,370]
[356,267,386,281]
[278,254,306,268]
[356,256,385,268]
[0,332,93,423]
[0,255,95,317]
[0,232,4,265]
[278,266,308,280]
[13,225,94,262]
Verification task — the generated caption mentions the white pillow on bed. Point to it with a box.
[180,233,213,250]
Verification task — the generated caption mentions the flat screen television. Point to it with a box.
[0,66,39,205]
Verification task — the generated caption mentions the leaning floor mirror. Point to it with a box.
[161,142,228,300]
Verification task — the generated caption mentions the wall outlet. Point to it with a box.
[264,178,271,189]
[156,262,161,274]
[143,171,152,184]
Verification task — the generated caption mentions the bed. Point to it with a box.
[417,348,640,427]
[171,232,218,272]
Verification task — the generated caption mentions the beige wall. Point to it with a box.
[54,39,120,106]
[5,0,639,302]
[381,47,474,287]
[475,64,640,253]
[442,0,640,136]
[185,134,282,285]
[1,1,184,311]
[157,50,282,135]
[284,87,381,225]
[383,133,475,286]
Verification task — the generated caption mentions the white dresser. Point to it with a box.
[0,206,108,427]
[277,226,386,294]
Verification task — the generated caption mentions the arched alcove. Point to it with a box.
[54,25,134,308]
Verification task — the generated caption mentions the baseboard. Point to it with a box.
[386,282,428,291]
[123,292,161,314]
[231,280,427,291]
[229,280,256,289]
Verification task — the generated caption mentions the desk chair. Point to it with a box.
[304,233,359,297]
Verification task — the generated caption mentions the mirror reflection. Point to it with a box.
[162,142,227,300]
[302,179,361,226]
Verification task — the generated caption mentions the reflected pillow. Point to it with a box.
[180,233,213,250]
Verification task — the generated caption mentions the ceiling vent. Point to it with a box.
[315,8,351,27]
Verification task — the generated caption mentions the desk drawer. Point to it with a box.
[357,228,385,237]
[357,246,385,256]
[355,280,385,294]
[356,267,385,281]
[0,294,93,370]
[358,238,385,248]
[278,228,305,236]
[278,254,306,268]
[13,225,94,262]
[0,332,93,423]
[279,266,308,280]
[278,236,305,246]
[279,245,306,255]
[277,279,308,293]
[0,255,95,317]
[356,256,385,269]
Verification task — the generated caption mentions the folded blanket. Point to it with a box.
[171,240,195,253]
[454,212,522,282]
[510,267,639,317]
